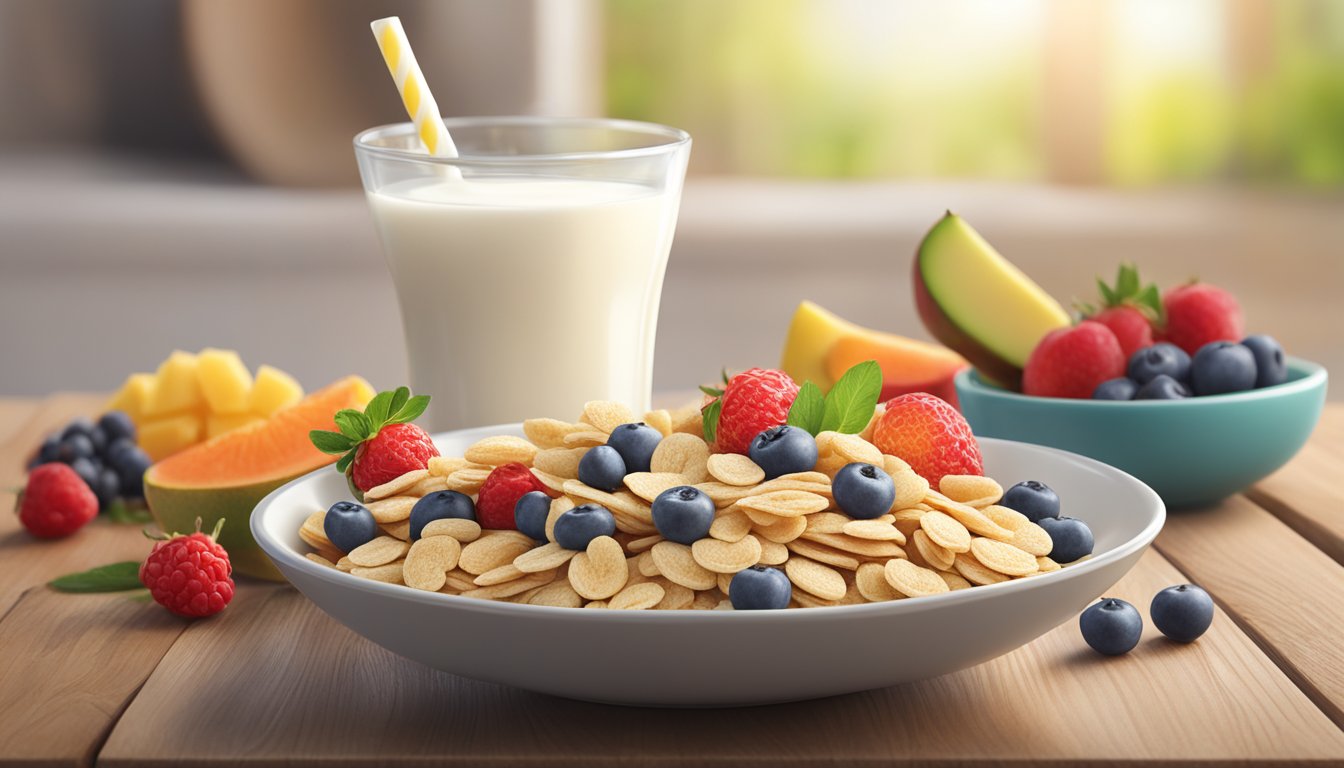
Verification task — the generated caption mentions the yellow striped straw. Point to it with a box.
[370,16,459,159]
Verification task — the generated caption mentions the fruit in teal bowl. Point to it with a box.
[955,358,1327,509]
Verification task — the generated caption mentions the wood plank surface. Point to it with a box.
[1246,407,1344,565]
[0,395,156,620]
[0,588,188,768]
[1154,494,1344,730]
[99,549,1344,767]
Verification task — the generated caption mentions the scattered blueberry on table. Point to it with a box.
[1080,597,1144,656]
[1150,584,1215,643]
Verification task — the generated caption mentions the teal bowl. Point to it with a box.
[955,358,1328,509]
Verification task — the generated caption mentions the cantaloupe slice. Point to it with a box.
[145,376,375,579]
[206,412,265,440]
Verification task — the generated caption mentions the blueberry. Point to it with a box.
[832,463,896,519]
[513,491,551,543]
[605,422,662,474]
[69,456,101,493]
[1134,374,1190,400]
[1241,335,1287,389]
[1150,584,1214,643]
[553,504,617,551]
[105,437,137,463]
[37,434,61,464]
[1092,377,1138,401]
[409,490,475,541]
[109,444,153,498]
[60,417,96,442]
[93,468,121,511]
[650,485,715,544]
[729,566,792,610]
[1189,341,1257,396]
[748,425,818,480]
[324,500,380,552]
[1038,515,1094,563]
[1000,480,1060,522]
[577,445,626,492]
[87,426,108,456]
[1079,597,1143,656]
[58,433,95,463]
[98,410,137,442]
[1127,343,1191,385]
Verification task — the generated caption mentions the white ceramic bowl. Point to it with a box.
[252,425,1164,707]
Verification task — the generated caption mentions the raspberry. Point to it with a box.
[710,368,800,455]
[140,519,235,618]
[1163,283,1244,356]
[17,463,98,538]
[871,392,983,486]
[350,423,440,492]
[476,463,551,530]
[1022,321,1127,399]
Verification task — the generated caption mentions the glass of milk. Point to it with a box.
[354,117,691,431]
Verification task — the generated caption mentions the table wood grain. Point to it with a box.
[2,396,1343,767]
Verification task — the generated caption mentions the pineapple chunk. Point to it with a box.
[138,413,204,461]
[144,351,203,417]
[205,412,265,440]
[106,373,156,423]
[250,365,303,417]
[197,348,254,414]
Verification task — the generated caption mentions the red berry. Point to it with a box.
[711,368,800,455]
[1023,321,1127,399]
[871,393,983,486]
[1163,283,1244,356]
[476,463,551,530]
[1090,306,1154,360]
[350,422,440,492]
[140,521,235,618]
[17,463,98,538]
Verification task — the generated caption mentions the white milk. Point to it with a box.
[367,176,677,430]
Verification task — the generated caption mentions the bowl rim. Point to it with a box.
[252,432,1165,624]
[957,355,1326,406]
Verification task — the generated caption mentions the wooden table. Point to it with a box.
[2,395,1343,767]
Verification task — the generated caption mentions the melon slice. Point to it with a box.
[145,375,375,580]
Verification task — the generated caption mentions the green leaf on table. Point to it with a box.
[107,500,153,525]
[786,381,826,435]
[49,561,143,593]
[818,360,882,434]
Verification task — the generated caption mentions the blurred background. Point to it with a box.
[2,0,1340,397]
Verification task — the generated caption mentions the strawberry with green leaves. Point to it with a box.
[310,387,439,494]
[1079,263,1162,359]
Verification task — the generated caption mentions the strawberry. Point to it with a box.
[1163,282,1243,356]
[476,463,552,530]
[17,463,98,538]
[310,387,440,493]
[1078,263,1160,359]
[701,368,800,455]
[870,392,983,486]
[1022,321,1126,399]
[140,518,234,618]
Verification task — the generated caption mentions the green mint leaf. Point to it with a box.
[786,381,826,435]
[819,360,883,434]
[364,390,395,427]
[387,386,411,418]
[334,410,371,441]
[49,562,143,593]
[128,589,154,603]
[702,399,722,444]
[335,449,357,474]
[390,394,430,424]
[107,500,153,525]
[699,384,724,398]
[310,429,356,454]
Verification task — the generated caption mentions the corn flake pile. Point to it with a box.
[298,401,1063,610]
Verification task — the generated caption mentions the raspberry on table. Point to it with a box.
[18,463,98,538]
[140,518,235,618]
